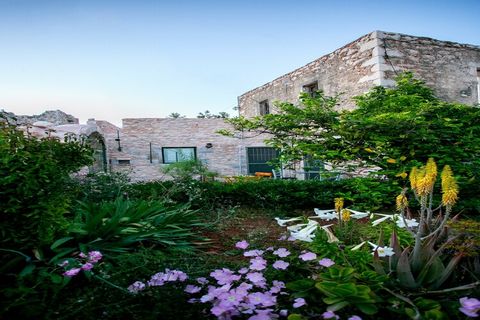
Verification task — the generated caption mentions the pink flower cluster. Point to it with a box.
[127,269,188,294]
[61,251,103,277]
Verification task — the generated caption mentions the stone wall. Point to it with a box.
[379,31,480,105]
[112,118,268,181]
[238,31,480,116]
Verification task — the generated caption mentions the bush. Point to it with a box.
[71,171,131,203]
[0,121,92,250]
[128,178,399,212]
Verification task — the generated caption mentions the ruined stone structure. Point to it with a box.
[238,31,480,117]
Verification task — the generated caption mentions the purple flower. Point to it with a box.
[278,235,287,241]
[273,248,291,258]
[236,240,249,250]
[248,292,276,307]
[81,262,94,271]
[322,311,339,319]
[185,285,202,294]
[210,268,241,285]
[348,316,362,320]
[299,251,317,261]
[319,258,335,267]
[238,267,249,274]
[265,246,274,251]
[249,309,278,320]
[293,298,306,308]
[246,272,266,286]
[78,252,87,258]
[148,272,166,286]
[87,251,102,263]
[63,267,81,277]
[236,282,253,295]
[127,281,146,294]
[148,269,188,286]
[272,280,285,289]
[272,260,289,270]
[279,309,288,317]
[211,305,228,317]
[196,277,209,285]
[244,249,264,257]
[459,297,480,317]
[250,257,267,271]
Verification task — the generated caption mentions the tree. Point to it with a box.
[197,110,229,119]
[168,112,185,118]
[221,73,480,212]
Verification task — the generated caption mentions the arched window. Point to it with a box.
[87,132,107,173]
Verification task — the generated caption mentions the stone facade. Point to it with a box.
[108,118,268,181]
[238,31,480,117]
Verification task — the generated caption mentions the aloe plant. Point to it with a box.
[375,159,470,291]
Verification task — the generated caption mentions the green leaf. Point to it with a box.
[288,314,306,320]
[19,263,36,278]
[50,237,74,250]
[356,303,378,315]
[286,279,315,292]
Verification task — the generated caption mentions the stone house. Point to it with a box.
[238,31,480,117]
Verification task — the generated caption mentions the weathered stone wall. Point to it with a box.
[113,118,268,181]
[379,31,480,104]
[238,31,480,116]
[238,31,382,117]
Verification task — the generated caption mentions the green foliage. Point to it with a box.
[162,159,218,182]
[72,171,131,202]
[316,267,380,315]
[222,72,480,214]
[0,121,93,250]
[128,178,398,212]
[197,110,229,118]
[51,198,206,256]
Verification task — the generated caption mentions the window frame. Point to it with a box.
[259,100,270,116]
[162,147,197,164]
[302,81,319,97]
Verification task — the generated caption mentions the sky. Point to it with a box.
[0,0,479,126]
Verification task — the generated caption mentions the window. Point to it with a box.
[117,159,131,166]
[303,81,319,97]
[247,147,279,174]
[162,147,196,163]
[259,100,270,115]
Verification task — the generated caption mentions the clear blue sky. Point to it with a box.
[1,0,479,126]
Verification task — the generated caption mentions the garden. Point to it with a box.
[1,74,479,320]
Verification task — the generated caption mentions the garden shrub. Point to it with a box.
[0,121,92,250]
[71,171,131,203]
[128,178,399,212]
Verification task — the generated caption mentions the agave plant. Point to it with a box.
[374,159,472,291]
[50,198,207,260]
